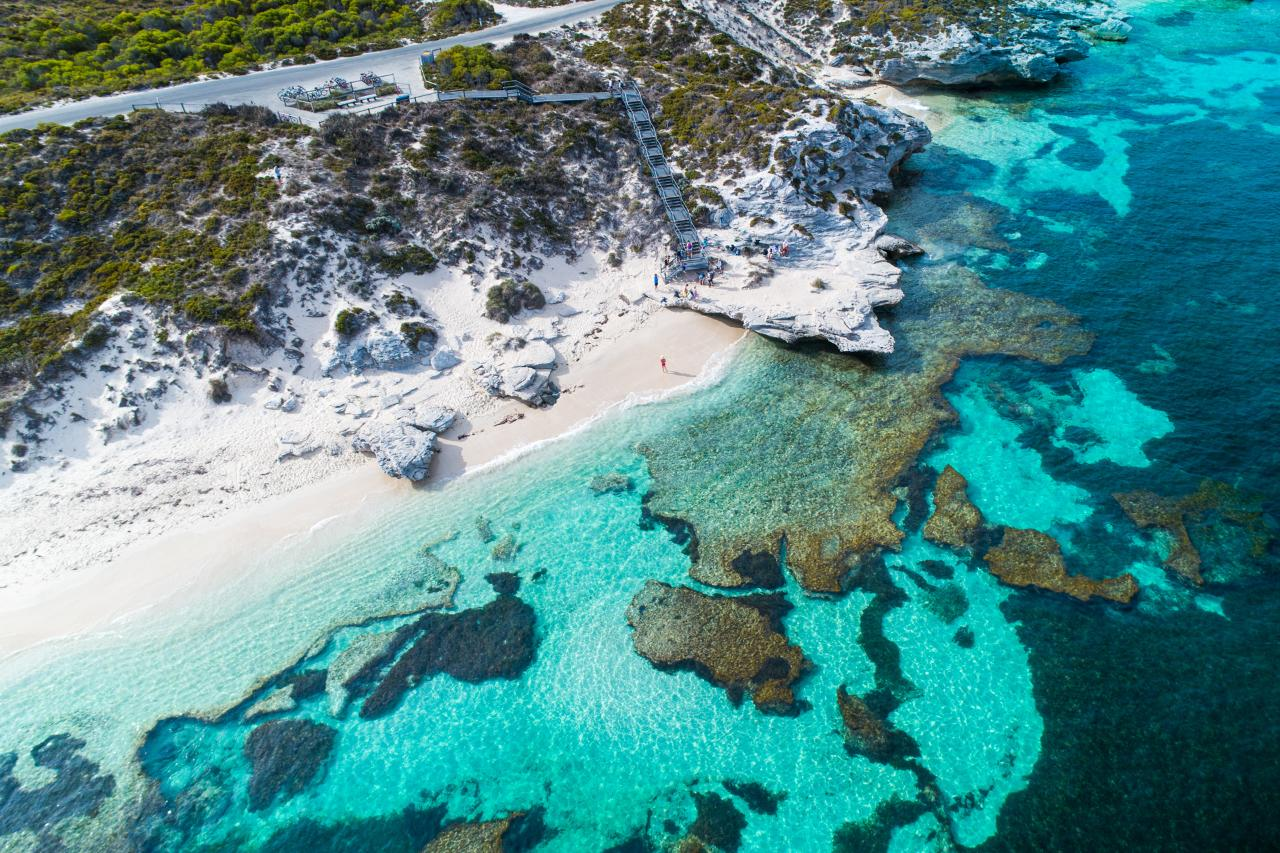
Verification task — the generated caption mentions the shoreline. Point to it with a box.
[0,308,745,660]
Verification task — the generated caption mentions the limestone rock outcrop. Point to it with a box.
[671,99,928,355]
[351,404,458,481]
[876,26,1090,87]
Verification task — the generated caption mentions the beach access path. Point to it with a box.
[0,0,626,134]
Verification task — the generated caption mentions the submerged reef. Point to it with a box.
[643,266,1093,594]
[0,734,116,838]
[686,792,747,853]
[836,686,895,763]
[1114,480,1275,586]
[360,592,537,719]
[244,719,336,812]
[983,528,1138,604]
[691,544,786,590]
[425,809,545,852]
[626,581,811,714]
[923,466,984,549]
[721,779,787,816]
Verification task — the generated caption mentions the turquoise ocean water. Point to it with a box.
[1,0,1277,849]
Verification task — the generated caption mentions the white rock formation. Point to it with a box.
[350,404,458,480]
[666,99,928,354]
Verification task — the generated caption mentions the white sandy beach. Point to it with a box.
[0,306,744,657]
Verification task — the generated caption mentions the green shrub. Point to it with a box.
[208,377,231,403]
[484,279,545,322]
[0,0,426,114]
[400,321,437,352]
[427,44,513,90]
[427,0,499,37]
[370,244,438,276]
[334,306,374,337]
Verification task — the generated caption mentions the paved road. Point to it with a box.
[0,0,625,134]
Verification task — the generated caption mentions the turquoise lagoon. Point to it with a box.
[2,0,1279,849]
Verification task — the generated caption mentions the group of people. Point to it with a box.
[723,238,791,259]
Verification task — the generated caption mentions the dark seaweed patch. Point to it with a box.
[360,595,537,719]
[689,792,746,853]
[729,548,785,589]
[244,720,336,812]
[722,779,787,815]
[0,735,116,837]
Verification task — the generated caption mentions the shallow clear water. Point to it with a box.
[2,1,1278,850]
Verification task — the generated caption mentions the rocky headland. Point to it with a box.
[683,0,1129,88]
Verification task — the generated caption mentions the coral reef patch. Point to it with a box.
[360,593,538,719]
[983,528,1138,604]
[642,267,1093,594]
[424,808,545,853]
[923,466,984,549]
[625,581,810,714]
[1114,480,1275,586]
[0,734,116,838]
[721,779,787,815]
[687,792,747,853]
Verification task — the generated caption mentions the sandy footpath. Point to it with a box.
[0,309,744,658]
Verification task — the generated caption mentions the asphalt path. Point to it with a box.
[0,0,625,133]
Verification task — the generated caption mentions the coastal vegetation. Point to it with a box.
[0,0,424,113]
[424,45,515,90]
[586,0,834,174]
[0,106,297,393]
[425,0,499,37]
[484,279,545,322]
[0,34,651,423]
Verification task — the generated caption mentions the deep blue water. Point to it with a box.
[884,1,1280,846]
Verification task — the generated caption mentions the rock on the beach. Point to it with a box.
[352,418,437,481]
[874,234,924,261]
[351,405,458,480]
[983,528,1138,604]
[325,326,420,375]
[364,327,417,369]
[626,581,811,715]
[488,365,560,407]
[430,349,462,371]
[508,340,558,370]
[243,719,336,812]
[414,404,457,434]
